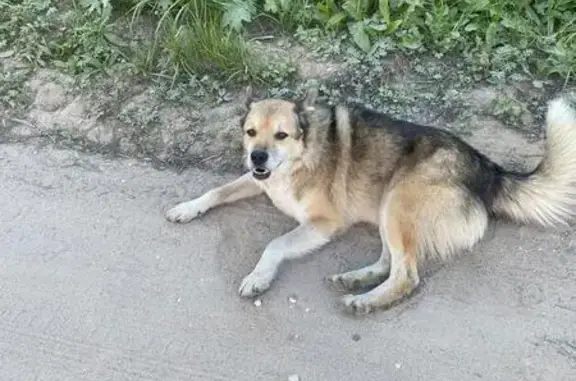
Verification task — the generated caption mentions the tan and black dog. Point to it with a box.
[166,87,576,314]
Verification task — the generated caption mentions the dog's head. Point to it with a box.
[239,86,318,180]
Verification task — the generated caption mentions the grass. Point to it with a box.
[128,0,272,83]
[311,0,576,81]
[0,0,58,67]
[0,0,130,76]
[134,0,316,83]
[0,0,575,87]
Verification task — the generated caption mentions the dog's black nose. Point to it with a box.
[250,149,268,166]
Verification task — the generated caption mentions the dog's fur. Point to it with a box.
[166,87,576,314]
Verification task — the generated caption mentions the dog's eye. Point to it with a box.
[275,132,288,140]
[246,129,256,137]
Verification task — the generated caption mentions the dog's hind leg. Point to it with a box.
[341,197,420,315]
[239,218,342,297]
[341,182,488,315]
[327,247,390,292]
[166,172,263,223]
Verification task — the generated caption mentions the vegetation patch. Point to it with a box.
[1,0,575,86]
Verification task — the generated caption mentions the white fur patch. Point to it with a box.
[495,94,576,226]
[165,193,215,223]
[547,95,576,128]
[256,169,309,223]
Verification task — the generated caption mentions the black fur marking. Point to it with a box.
[462,154,506,208]
[294,101,311,147]
[349,103,530,210]
[326,106,338,144]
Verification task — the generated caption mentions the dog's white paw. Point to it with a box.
[327,266,389,292]
[165,197,210,223]
[340,294,377,315]
[238,270,274,297]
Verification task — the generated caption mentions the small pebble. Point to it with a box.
[304,308,310,313]
[288,295,298,304]
[288,374,300,381]
[352,333,361,342]
[253,299,262,307]
[287,333,301,341]
[395,363,402,369]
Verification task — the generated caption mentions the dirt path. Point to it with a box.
[0,142,574,381]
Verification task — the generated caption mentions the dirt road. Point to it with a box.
[0,143,574,381]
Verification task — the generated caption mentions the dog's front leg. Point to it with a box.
[166,172,263,223]
[238,219,339,297]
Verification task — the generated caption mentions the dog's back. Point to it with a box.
[300,102,497,222]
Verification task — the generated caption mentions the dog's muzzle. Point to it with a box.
[252,167,271,180]
[250,149,271,180]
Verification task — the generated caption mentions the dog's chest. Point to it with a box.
[257,178,308,223]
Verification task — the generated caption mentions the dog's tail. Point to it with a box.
[492,95,576,226]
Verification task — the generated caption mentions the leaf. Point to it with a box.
[400,28,423,50]
[400,35,422,50]
[386,19,402,34]
[220,0,257,32]
[78,0,111,21]
[368,22,387,32]
[464,23,479,32]
[157,0,172,12]
[349,22,371,52]
[100,2,112,22]
[484,21,499,50]
[316,3,330,16]
[264,0,279,14]
[342,0,364,21]
[379,0,390,23]
[524,5,541,27]
[327,12,347,29]
[104,32,129,48]
[0,50,14,58]
[279,0,292,11]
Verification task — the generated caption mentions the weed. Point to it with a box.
[160,8,260,82]
[0,64,32,111]
[313,0,576,80]
[0,0,130,76]
[0,0,58,66]
[262,0,316,32]
[51,13,129,75]
[127,0,297,84]
[490,94,529,126]
[2,0,574,91]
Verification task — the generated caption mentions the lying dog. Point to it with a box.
[166,87,576,314]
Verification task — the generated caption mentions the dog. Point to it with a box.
[166,86,576,314]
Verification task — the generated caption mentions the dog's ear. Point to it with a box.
[302,86,319,110]
[241,85,255,112]
[294,89,316,140]
[239,86,255,128]
[294,86,319,137]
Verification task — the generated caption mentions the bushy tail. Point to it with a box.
[492,94,576,226]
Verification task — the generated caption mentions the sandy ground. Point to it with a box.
[0,143,575,381]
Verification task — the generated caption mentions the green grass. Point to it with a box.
[261,0,317,32]
[0,0,287,84]
[1,0,575,85]
[313,0,576,80]
[0,0,130,76]
[127,0,272,83]
[0,0,58,67]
